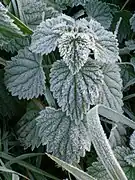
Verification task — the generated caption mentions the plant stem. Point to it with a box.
[121,0,130,11]
[0,57,7,66]
[7,11,33,35]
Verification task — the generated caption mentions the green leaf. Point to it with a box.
[20,0,59,30]
[37,107,91,163]
[130,12,135,32]
[47,154,96,180]
[97,63,123,113]
[0,2,23,45]
[16,110,41,150]
[5,47,46,100]
[85,0,113,29]
[111,10,132,42]
[0,70,20,118]
[58,31,93,74]
[50,59,103,124]
[120,63,135,88]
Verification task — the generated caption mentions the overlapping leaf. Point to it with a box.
[30,15,74,55]
[20,0,59,30]
[0,2,23,46]
[87,18,119,63]
[50,59,103,124]
[87,146,133,180]
[0,36,30,53]
[97,63,123,113]
[52,0,87,9]
[130,12,135,32]
[16,110,41,150]
[85,0,113,29]
[31,15,119,67]
[37,107,91,163]
[5,47,46,100]
[58,32,93,74]
[111,10,132,42]
[47,154,96,180]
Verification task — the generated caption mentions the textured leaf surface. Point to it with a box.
[87,105,128,180]
[124,153,135,167]
[16,110,41,150]
[0,2,23,45]
[130,12,135,32]
[58,32,93,74]
[130,130,135,150]
[50,59,103,124]
[87,146,132,180]
[20,0,59,30]
[85,0,112,29]
[109,124,126,148]
[47,154,96,180]
[51,0,87,9]
[97,63,123,113]
[120,63,135,87]
[87,18,119,63]
[37,107,91,163]
[125,40,135,51]
[5,47,46,100]
[30,15,70,55]
[0,36,30,53]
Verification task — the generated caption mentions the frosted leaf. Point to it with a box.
[72,0,87,7]
[97,63,123,113]
[87,19,119,63]
[130,131,135,150]
[50,0,87,9]
[47,154,96,180]
[87,159,111,180]
[130,12,135,32]
[30,15,72,55]
[5,47,46,100]
[20,0,59,30]
[124,154,135,167]
[0,2,23,45]
[58,32,94,74]
[16,110,41,150]
[1,36,30,53]
[87,146,131,180]
[53,0,72,9]
[109,124,126,149]
[37,107,91,163]
[125,40,135,51]
[85,0,113,29]
[50,59,103,124]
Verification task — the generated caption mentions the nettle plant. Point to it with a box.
[1,0,135,179]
